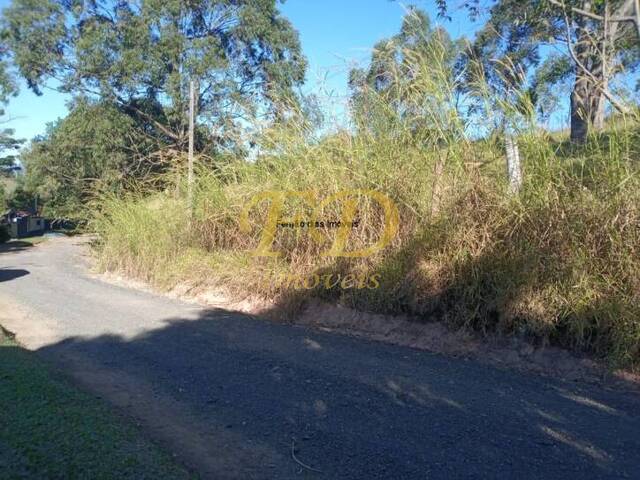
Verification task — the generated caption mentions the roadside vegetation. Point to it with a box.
[0,328,193,479]
[1,2,639,367]
[93,94,640,368]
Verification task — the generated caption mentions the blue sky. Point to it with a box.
[1,0,480,143]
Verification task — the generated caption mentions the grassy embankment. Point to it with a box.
[92,52,640,368]
[0,329,193,479]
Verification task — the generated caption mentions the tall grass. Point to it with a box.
[92,41,640,367]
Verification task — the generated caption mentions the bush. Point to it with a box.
[0,224,10,243]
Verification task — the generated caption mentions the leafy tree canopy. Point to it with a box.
[349,8,461,137]
[19,98,157,220]
[433,0,640,141]
[2,0,307,149]
[0,38,22,172]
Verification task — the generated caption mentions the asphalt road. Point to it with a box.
[1,237,640,479]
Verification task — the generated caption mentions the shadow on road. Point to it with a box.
[0,268,29,283]
[34,307,640,479]
[0,241,34,255]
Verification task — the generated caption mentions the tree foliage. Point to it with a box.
[0,124,22,171]
[349,8,461,137]
[2,0,307,149]
[434,0,640,143]
[20,99,158,219]
[0,36,22,174]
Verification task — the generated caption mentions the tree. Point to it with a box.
[0,125,22,173]
[547,0,640,141]
[0,35,22,173]
[349,8,461,138]
[6,180,34,211]
[2,0,307,151]
[19,98,156,220]
[433,0,640,143]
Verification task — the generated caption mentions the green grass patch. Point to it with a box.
[0,330,194,479]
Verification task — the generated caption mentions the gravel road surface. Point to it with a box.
[1,237,639,479]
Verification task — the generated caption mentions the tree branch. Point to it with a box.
[558,1,631,114]
[548,0,640,40]
[548,0,603,21]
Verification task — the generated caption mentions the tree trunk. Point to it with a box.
[570,85,590,144]
[570,48,606,142]
[569,0,612,143]
[570,54,607,143]
[593,80,606,131]
[570,82,604,143]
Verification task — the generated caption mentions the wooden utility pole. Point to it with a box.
[188,79,196,218]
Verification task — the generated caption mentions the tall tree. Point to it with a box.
[0,35,22,174]
[349,8,460,137]
[0,124,23,172]
[18,98,160,220]
[2,0,307,150]
[434,0,640,143]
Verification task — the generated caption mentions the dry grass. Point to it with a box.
[92,47,640,368]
